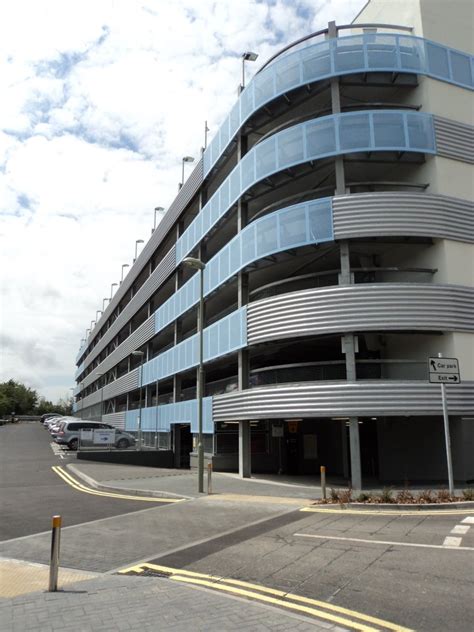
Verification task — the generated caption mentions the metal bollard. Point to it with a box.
[320,465,327,500]
[49,515,62,592]
[207,462,213,495]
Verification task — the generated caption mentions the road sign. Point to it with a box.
[428,357,460,384]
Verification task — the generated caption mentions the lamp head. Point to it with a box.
[183,256,206,271]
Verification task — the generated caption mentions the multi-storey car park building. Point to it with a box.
[74,0,473,488]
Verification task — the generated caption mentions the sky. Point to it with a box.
[0,0,367,403]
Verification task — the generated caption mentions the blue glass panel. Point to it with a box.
[230,168,241,204]
[229,101,240,138]
[373,112,405,148]
[240,82,254,121]
[339,113,370,150]
[367,37,398,68]
[406,113,435,152]
[306,118,336,156]
[256,213,278,258]
[240,151,256,191]
[450,50,472,86]
[334,37,365,71]
[241,223,256,266]
[220,178,230,210]
[210,192,220,224]
[399,36,423,71]
[275,54,301,92]
[255,136,277,180]
[427,41,449,79]
[229,237,241,272]
[219,318,230,356]
[302,42,331,80]
[202,203,212,235]
[277,125,304,168]
[203,146,211,175]
[254,66,275,108]
[279,206,307,249]
[219,116,230,150]
[219,246,230,284]
[307,199,333,242]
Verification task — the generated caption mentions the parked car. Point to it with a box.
[41,413,62,424]
[54,420,135,450]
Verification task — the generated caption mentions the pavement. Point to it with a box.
[2,457,473,631]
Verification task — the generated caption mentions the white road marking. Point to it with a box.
[293,532,474,551]
[442,536,462,547]
[450,525,470,535]
[461,516,474,524]
[50,442,68,459]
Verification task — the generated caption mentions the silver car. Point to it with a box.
[54,420,135,450]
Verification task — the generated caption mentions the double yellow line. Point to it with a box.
[51,466,184,503]
[118,562,413,632]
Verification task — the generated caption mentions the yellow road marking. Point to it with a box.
[118,562,412,632]
[301,506,473,517]
[51,466,184,503]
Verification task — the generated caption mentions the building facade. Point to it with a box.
[74,0,474,487]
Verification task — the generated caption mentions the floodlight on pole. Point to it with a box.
[120,264,129,283]
[241,51,258,92]
[153,207,165,233]
[182,256,206,493]
[134,239,144,262]
[180,156,195,190]
[110,283,118,299]
[103,298,109,311]
[96,310,102,321]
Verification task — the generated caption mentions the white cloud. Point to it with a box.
[0,0,366,402]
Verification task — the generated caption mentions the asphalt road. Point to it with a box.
[144,506,474,631]
[0,422,171,541]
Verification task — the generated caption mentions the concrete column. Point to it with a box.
[239,420,251,478]
[349,417,362,490]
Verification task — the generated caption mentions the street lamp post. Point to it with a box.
[241,51,258,92]
[131,350,145,450]
[102,298,109,311]
[120,264,129,284]
[153,207,164,233]
[110,283,118,299]
[134,239,144,263]
[183,256,206,493]
[96,310,102,322]
[180,156,194,190]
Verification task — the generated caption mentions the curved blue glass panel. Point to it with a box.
[179,110,435,265]
[156,198,333,337]
[125,397,213,433]
[202,33,473,177]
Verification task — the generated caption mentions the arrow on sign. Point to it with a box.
[448,375,458,382]
[430,359,437,371]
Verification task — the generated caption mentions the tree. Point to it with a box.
[0,380,38,416]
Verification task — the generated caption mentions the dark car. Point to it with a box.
[40,413,62,424]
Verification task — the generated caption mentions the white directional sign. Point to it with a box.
[428,357,461,384]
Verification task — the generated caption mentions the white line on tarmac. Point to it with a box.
[450,525,470,535]
[442,536,462,547]
[293,532,474,551]
[461,516,474,524]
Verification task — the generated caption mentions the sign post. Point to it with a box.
[428,355,460,495]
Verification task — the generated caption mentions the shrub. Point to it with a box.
[356,492,371,502]
[337,489,353,505]
[330,488,339,502]
[380,487,394,503]
[462,488,474,501]
[417,489,435,504]
[395,489,416,504]
[436,488,455,503]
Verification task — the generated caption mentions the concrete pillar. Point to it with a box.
[239,420,251,478]
[349,417,362,490]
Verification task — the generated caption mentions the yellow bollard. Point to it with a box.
[320,466,327,500]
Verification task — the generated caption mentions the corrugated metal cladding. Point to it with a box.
[79,369,140,409]
[78,246,176,377]
[333,192,474,243]
[434,116,474,163]
[213,381,474,420]
[77,158,203,365]
[101,412,126,430]
[247,284,474,344]
[82,315,155,390]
